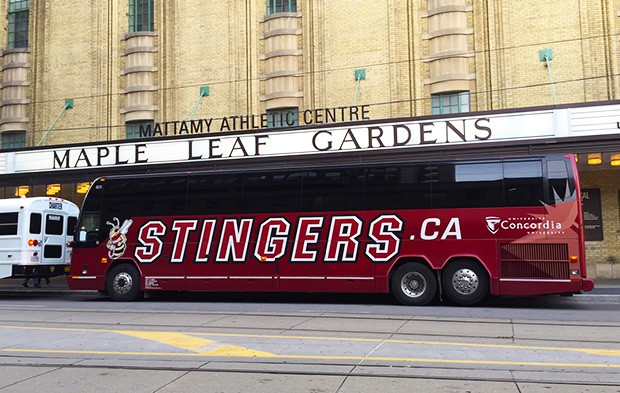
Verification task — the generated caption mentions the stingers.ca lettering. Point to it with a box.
[133,215,463,265]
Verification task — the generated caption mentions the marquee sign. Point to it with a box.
[1,103,619,174]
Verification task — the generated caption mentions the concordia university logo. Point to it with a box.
[485,216,501,234]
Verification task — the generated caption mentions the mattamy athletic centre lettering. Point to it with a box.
[138,105,372,136]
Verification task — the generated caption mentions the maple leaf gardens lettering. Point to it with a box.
[133,214,405,264]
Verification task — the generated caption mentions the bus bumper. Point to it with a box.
[582,278,594,292]
[12,264,70,278]
[498,277,595,296]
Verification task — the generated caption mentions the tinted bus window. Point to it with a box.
[45,214,64,235]
[30,213,42,234]
[132,176,188,216]
[302,168,364,212]
[67,216,78,236]
[503,161,544,207]
[547,159,575,204]
[433,162,503,208]
[44,245,62,258]
[243,171,303,213]
[104,179,134,219]
[0,212,18,235]
[79,212,101,242]
[365,165,431,210]
[82,181,103,212]
[78,181,104,242]
[187,173,243,215]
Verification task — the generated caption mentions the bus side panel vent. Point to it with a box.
[500,243,570,279]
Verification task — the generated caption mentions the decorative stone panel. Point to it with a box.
[259,12,302,110]
[121,32,158,122]
[0,49,30,132]
[422,0,474,94]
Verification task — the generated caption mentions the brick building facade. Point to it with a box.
[0,0,619,277]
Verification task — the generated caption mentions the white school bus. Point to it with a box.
[0,197,79,280]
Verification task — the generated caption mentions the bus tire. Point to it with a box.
[442,260,489,306]
[105,264,143,302]
[390,262,437,306]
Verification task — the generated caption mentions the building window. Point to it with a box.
[129,0,154,33]
[431,92,470,115]
[126,121,154,139]
[2,131,26,149]
[266,0,297,15]
[7,0,29,49]
[267,108,299,128]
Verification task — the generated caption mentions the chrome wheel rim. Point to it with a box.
[400,272,427,298]
[451,268,479,295]
[113,272,133,295]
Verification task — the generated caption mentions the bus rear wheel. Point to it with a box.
[106,264,143,302]
[391,262,437,306]
[442,260,489,306]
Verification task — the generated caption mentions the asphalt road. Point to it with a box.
[0,279,619,392]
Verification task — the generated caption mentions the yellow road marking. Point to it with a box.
[117,330,276,357]
[193,332,620,357]
[1,324,619,364]
[118,331,214,352]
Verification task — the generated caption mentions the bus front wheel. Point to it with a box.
[106,264,143,302]
[442,260,489,306]
[391,262,437,306]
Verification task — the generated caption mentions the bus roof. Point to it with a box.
[90,153,573,183]
[0,197,79,212]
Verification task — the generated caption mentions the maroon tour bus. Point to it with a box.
[68,154,594,305]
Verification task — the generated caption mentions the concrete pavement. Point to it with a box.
[3,365,620,393]
[1,277,619,392]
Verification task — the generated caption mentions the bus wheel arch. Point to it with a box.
[441,258,489,306]
[389,259,438,306]
[105,261,144,302]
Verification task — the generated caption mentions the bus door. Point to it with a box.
[41,211,66,266]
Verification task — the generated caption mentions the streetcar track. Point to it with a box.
[0,295,618,387]
[1,322,619,363]
[0,359,619,387]
[1,306,619,329]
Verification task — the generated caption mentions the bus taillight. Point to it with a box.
[27,239,39,246]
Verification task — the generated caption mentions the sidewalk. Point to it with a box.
[591,278,620,288]
[0,277,68,289]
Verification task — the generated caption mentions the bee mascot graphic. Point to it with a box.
[106,217,133,259]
